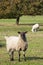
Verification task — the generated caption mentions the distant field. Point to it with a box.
[20,16,43,24]
[0,16,43,65]
[0,16,43,24]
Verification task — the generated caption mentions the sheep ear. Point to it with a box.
[25,31,28,34]
[18,32,21,34]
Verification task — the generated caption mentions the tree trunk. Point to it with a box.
[16,16,20,25]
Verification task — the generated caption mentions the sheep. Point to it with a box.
[5,31,28,61]
[31,24,39,32]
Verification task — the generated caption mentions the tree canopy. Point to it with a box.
[0,0,43,24]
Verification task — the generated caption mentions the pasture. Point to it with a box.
[0,16,43,65]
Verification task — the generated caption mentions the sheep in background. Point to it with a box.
[5,31,28,61]
[31,24,39,32]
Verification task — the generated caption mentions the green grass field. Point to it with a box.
[0,16,43,65]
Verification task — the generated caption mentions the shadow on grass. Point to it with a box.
[19,23,34,26]
[39,29,43,31]
[19,23,43,26]
[0,40,5,48]
[14,56,43,62]
[8,56,43,62]
[26,56,43,61]
[0,43,5,47]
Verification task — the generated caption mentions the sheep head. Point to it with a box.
[18,31,27,42]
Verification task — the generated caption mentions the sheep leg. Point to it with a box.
[35,29,36,32]
[11,51,14,61]
[9,50,14,61]
[23,51,26,61]
[18,51,20,61]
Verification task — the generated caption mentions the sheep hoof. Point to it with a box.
[10,58,14,61]
[24,59,26,61]
[19,59,21,62]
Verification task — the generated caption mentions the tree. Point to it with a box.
[0,0,43,24]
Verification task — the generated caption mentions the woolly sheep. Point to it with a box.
[5,31,28,61]
[31,24,39,32]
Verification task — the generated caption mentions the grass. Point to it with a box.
[0,15,43,24]
[20,16,43,24]
[0,16,43,65]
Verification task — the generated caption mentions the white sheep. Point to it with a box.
[5,31,28,61]
[31,24,39,32]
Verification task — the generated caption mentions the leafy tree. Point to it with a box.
[0,0,43,24]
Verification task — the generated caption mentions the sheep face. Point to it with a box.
[18,31,27,42]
